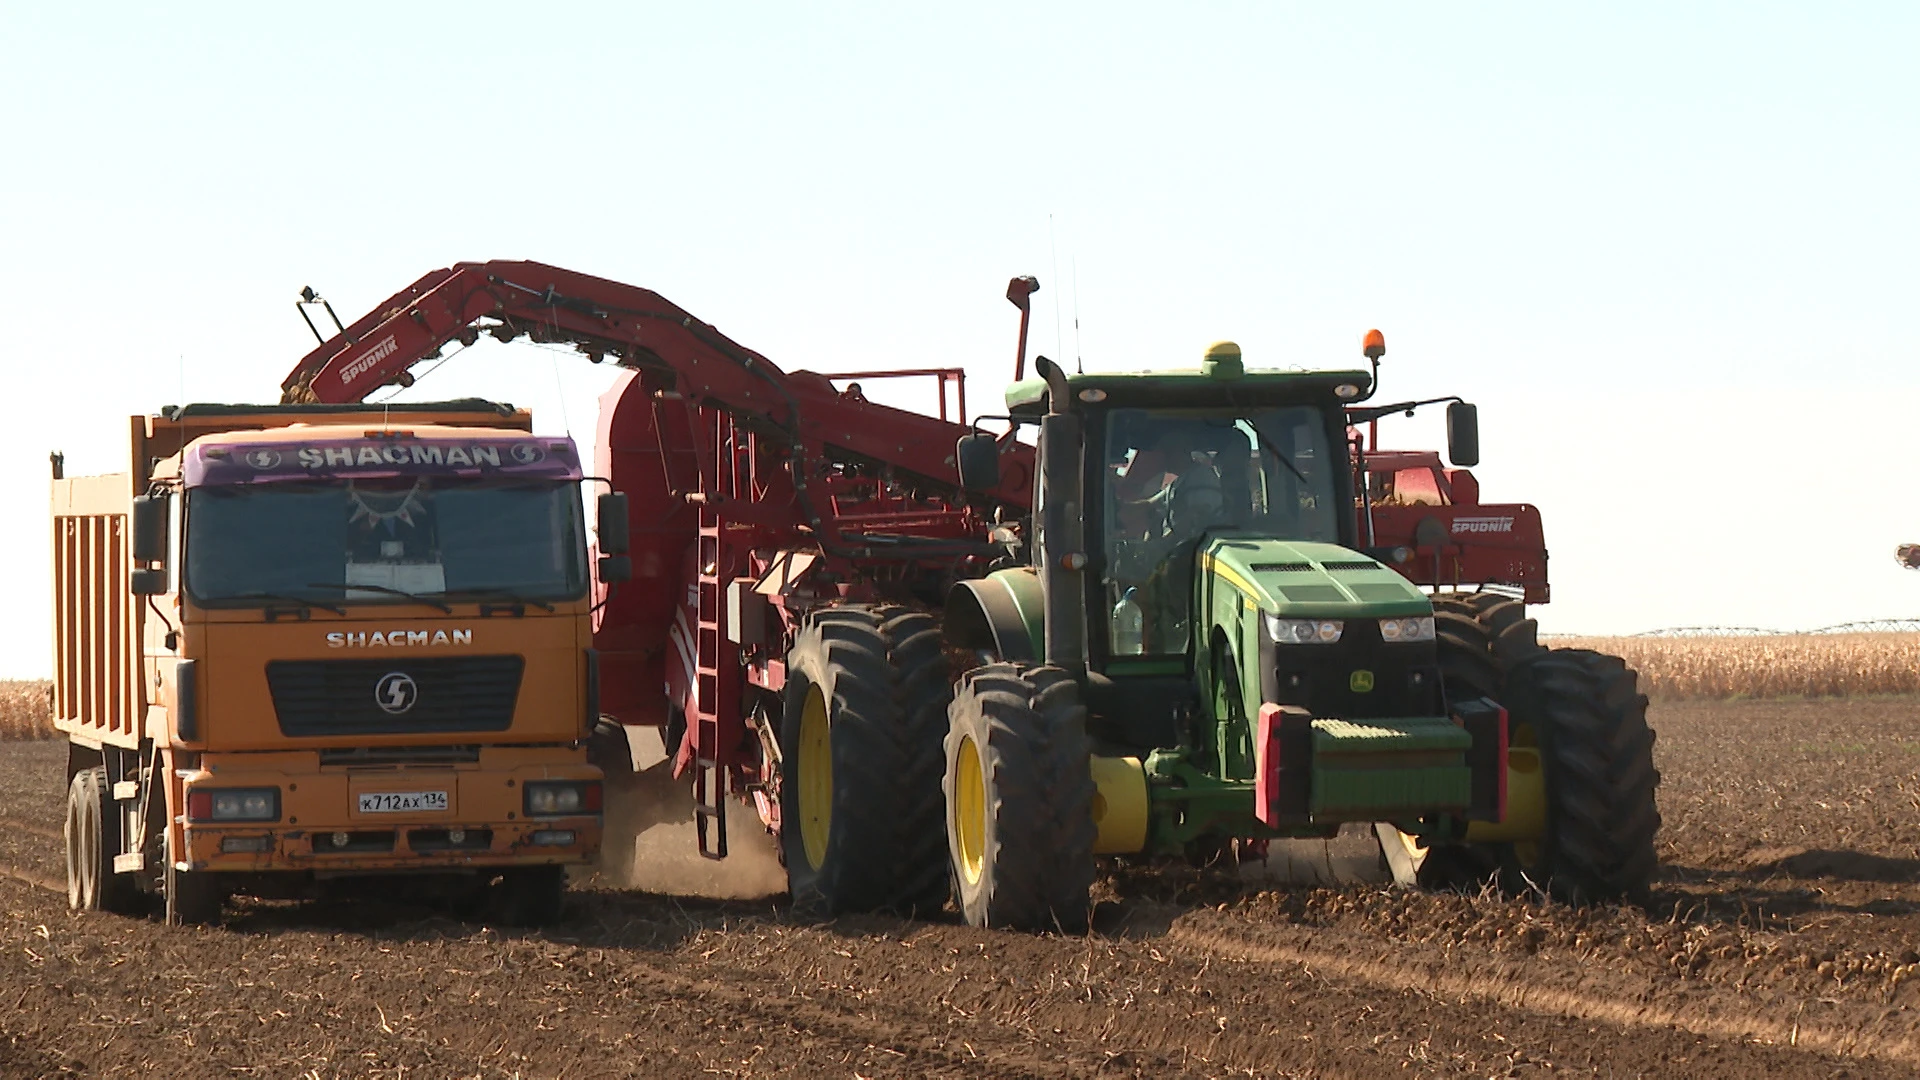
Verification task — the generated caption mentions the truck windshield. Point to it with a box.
[184,478,585,607]
[1103,405,1339,655]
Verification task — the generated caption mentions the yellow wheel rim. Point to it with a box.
[954,735,986,886]
[1509,722,1542,867]
[798,686,833,869]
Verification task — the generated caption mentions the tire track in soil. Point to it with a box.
[1165,915,1920,1068]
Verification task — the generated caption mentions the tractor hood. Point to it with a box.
[1199,537,1431,618]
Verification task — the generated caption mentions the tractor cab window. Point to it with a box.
[1102,406,1338,655]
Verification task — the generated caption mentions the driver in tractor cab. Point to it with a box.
[1109,418,1234,652]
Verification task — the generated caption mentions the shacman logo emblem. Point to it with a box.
[375,672,419,714]
[1349,670,1375,693]
[243,449,282,469]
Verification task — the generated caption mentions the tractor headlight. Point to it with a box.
[1265,615,1343,644]
[1378,616,1435,643]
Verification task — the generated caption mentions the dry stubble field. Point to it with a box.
[3,646,1920,1077]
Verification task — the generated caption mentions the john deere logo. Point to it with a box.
[1349,670,1375,693]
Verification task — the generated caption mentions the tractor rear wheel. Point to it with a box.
[943,663,1097,932]
[779,605,951,917]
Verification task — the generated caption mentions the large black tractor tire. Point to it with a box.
[943,663,1097,932]
[1424,593,1660,905]
[779,605,951,917]
[64,767,141,914]
[1499,649,1661,905]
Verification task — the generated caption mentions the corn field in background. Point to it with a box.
[1552,633,1920,701]
[0,681,54,739]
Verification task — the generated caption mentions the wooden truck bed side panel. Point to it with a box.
[52,472,143,750]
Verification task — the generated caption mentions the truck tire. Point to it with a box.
[164,831,223,926]
[65,768,140,914]
[497,866,567,927]
[779,605,951,917]
[943,663,1097,932]
[587,719,634,779]
[1499,649,1661,905]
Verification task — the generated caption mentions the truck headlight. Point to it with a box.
[187,787,281,822]
[1378,616,1436,643]
[524,781,603,817]
[1265,616,1343,644]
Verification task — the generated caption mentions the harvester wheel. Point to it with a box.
[1498,649,1660,905]
[779,605,951,917]
[943,663,1097,932]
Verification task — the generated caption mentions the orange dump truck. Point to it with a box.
[52,399,624,925]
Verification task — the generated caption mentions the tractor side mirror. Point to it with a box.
[132,493,171,565]
[596,492,630,555]
[956,434,1000,492]
[1446,402,1480,468]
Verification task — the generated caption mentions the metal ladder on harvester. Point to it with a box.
[688,406,742,860]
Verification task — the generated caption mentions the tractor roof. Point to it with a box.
[1005,365,1374,415]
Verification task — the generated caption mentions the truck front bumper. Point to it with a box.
[176,750,602,873]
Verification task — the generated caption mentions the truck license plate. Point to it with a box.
[358,791,449,814]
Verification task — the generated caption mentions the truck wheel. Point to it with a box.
[498,866,567,927]
[943,663,1096,932]
[779,605,951,917]
[587,719,634,779]
[1499,649,1661,905]
[164,832,223,926]
[65,768,140,914]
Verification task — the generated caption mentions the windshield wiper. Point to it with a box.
[1240,419,1316,491]
[431,587,558,613]
[303,582,454,614]
[222,591,348,616]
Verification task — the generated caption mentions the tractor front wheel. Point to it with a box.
[944,663,1097,932]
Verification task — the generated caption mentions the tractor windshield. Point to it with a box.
[1103,406,1338,655]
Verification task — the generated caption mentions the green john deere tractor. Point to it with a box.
[938,342,1660,930]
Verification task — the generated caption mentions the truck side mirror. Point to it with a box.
[956,434,1000,491]
[1446,402,1480,468]
[130,568,168,595]
[132,493,170,565]
[596,492,630,555]
[598,555,633,584]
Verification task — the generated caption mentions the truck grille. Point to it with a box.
[266,656,523,737]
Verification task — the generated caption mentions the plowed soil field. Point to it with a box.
[6,697,1920,1078]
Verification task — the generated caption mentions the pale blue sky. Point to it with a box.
[3,4,1916,675]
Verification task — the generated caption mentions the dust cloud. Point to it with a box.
[586,725,788,901]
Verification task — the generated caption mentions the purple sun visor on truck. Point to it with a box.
[184,436,583,486]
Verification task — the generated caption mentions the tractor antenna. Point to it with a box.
[1072,254,1083,375]
[1048,214,1065,365]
